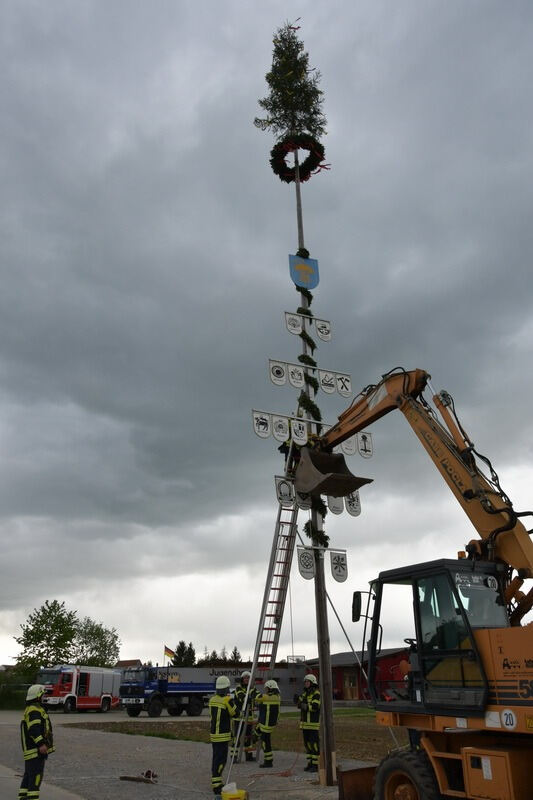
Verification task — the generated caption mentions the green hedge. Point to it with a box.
[0,685,30,710]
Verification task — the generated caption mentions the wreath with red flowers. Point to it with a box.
[269,134,326,183]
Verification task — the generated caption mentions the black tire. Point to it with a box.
[167,706,184,716]
[63,697,76,714]
[373,748,441,800]
[126,707,142,717]
[100,697,111,713]
[147,697,163,717]
[186,696,204,717]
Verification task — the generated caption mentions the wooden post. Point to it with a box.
[294,152,336,784]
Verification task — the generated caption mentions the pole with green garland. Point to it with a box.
[255,20,337,785]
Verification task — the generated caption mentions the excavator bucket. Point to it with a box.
[294,447,373,497]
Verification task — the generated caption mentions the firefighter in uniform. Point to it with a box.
[295,673,321,772]
[230,670,258,762]
[208,675,236,795]
[254,679,280,768]
[19,684,55,800]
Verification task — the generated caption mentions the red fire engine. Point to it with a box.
[38,664,121,712]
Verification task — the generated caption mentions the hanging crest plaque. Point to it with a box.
[269,360,287,386]
[275,476,295,508]
[291,419,308,446]
[285,312,303,335]
[341,435,357,456]
[314,318,332,341]
[297,546,315,580]
[357,432,374,458]
[272,415,290,443]
[345,490,361,516]
[252,411,271,438]
[319,370,336,394]
[327,495,344,515]
[330,551,348,583]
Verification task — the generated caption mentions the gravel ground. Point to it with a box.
[0,717,365,800]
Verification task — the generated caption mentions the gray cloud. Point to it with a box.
[1,0,532,663]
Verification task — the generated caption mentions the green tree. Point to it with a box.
[254,20,327,140]
[229,646,241,665]
[172,641,195,666]
[173,641,188,666]
[14,600,78,671]
[72,617,121,667]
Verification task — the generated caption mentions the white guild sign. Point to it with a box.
[297,546,315,580]
[252,411,271,438]
[327,495,344,515]
[269,360,287,386]
[272,416,290,443]
[275,476,294,508]
[291,419,308,446]
[345,491,361,516]
[330,551,348,582]
[285,312,303,335]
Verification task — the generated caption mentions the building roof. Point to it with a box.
[115,659,143,668]
[306,648,407,668]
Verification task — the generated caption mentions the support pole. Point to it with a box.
[294,152,336,785]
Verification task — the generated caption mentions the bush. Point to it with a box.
[0,684,30,710]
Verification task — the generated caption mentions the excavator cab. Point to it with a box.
[361,558,508,716]
[293,446,373,497]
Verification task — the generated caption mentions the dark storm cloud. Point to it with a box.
[1,1,532,655]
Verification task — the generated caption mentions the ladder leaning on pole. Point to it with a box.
[227,501,299,772]
[253,501,299,676]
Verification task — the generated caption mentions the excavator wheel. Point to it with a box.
[373,748,441,800]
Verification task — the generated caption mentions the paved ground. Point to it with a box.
[0,710,370,799]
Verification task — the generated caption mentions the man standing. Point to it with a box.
[230,670,258,762]
[255,679,280,768]
[295,673,321,772]
[19,684,55,800]
[209,676,236,795]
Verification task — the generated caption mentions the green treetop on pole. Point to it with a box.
[254,20,327,140]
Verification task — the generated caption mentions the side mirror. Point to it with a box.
[352,591,362,622]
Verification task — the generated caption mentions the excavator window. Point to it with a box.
[414,573,486,711]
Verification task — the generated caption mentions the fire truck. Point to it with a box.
[38,664,121,712]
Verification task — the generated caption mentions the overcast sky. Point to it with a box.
[1,1,533,668]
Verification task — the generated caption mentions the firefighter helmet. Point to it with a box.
[216,676,231,690]
[304,674,318,685]
[264,679,278,691]
[240,671,251,679]
[26,684,46,702]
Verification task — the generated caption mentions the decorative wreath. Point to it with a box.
[269,133,326,183]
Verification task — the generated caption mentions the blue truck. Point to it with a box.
[119,665,217,717]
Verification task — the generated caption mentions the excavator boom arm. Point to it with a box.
[316,369,533,578]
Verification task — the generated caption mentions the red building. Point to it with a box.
[307,647,409,700]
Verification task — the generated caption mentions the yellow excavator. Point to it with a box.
[294,368,533,800]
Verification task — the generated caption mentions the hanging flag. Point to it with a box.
[319,370,336,394]
[341,435,357,456]
[290,418,308,446]
[314,318,332,341]
[297,546,315,580]
[275,476,295,508]
[345,490,361,516]
[330,551,348,583]
[296,490,312,510]
[269,360,287,386]
[327,495,344,515]
[289,254,320,289]
[288,364,305,389]
[336,374,352,397]
[357,432,374,458]
[252,411,271,438]
[272,415,290,443]
[285,312,303,335]
[164,645,176,661]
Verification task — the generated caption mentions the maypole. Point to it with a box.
[255,20,337,785]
